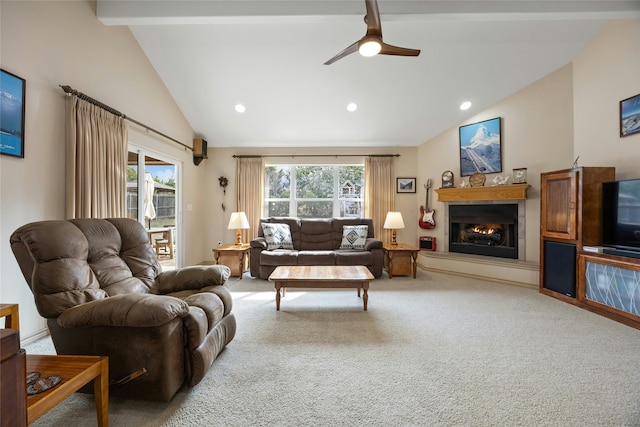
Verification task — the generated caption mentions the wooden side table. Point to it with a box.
[383,243,419,279]
[26,355,109,426]
[0,303,20,330]
[212,243,250,277]
[1,329,26,427]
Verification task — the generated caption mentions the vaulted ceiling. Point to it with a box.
[97,1,640,148]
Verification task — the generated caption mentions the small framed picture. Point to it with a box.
[0,69,26,158]
[513,168,527,184]
[620,93,640,137]
[397,177,416,193]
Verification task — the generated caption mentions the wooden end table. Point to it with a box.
[383,243,419,279]
[27,355,109,426]
[0,303,20,330]
[268,265,374,311]
[212,243,250,277]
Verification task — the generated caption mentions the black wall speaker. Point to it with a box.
[543,241,576,297]
[193,138,208,165]
[419,236,436,251]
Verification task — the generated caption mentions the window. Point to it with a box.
[265,165,364,218]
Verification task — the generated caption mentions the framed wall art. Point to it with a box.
[513,167,527,184]
[459,117,502,177]
[620,93,640,137]
[396,177,416,193]
[0,69,26,158]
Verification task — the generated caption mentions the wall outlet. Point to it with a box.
[217,241,222,246]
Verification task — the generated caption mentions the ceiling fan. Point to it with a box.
[324,0,421,65]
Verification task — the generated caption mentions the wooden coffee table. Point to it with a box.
[268,265,374,311]
[27,354,109,426]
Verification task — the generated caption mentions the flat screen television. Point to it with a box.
[602,178,640,253]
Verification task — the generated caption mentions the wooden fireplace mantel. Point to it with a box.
[435,184,529,202]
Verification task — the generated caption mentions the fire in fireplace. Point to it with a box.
[462,224,505,245]
[449,204,518,259]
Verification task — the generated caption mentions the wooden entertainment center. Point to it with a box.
[540,167,640,329]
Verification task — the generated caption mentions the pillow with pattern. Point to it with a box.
[340,225,368,250]
[261,223,295,250]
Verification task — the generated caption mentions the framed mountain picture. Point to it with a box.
[459,117,502,177]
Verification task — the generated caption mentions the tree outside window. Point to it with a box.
[265,164,364,218]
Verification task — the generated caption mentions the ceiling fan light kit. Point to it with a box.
[359,38,382,57]
[324,0,420,65]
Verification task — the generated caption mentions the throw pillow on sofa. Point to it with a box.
[340,225,368,250]
[261,223,295,250]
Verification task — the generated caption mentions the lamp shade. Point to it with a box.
[383,212,405,229]
[228,212,250,230]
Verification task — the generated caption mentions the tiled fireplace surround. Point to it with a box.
[442,200,526,261]
[421,185,536,286]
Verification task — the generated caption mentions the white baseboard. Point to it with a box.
[20,328,50,346]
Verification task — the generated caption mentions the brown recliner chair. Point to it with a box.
[10,218,236,401]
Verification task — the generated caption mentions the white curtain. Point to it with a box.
[236,157,265,242]
[65,96,128,219]
[364,156,394,243]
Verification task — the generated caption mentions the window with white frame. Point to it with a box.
[265,164,364,218]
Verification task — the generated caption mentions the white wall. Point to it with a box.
[1,2,637,339]
[414,18,639,284]
[573,19,640,179]
[204,146,419,257]
[0,0,202,340]
[205,19,639,285]
[416,63,575,266]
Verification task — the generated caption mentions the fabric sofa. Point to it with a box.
[10,218,236,401]
[250,217,384,279]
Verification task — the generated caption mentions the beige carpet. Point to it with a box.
[26,270,640,426]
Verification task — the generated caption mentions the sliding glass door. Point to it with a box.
[127,148,180,270]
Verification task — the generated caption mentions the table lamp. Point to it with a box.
[383,211,405,247]
[228,212,250,245]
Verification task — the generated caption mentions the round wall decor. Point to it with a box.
[469,172,486,187]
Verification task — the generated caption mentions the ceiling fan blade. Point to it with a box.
[324,41,359,65]
[364,0,382,37]
[324,0,419,64]
[379,42,421,57]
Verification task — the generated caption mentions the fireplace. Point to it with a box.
[449,204,518,259]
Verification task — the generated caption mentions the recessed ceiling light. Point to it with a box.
[460,101,472,111]
[234,104,246,113]
[347,102,358,112]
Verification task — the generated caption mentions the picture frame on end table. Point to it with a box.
[0,69,26,158]
[397,177,416,193]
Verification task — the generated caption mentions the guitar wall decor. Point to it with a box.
[419,179,436,229]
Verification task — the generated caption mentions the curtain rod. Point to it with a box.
[59,85,193,152]
[232,154,400,158]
